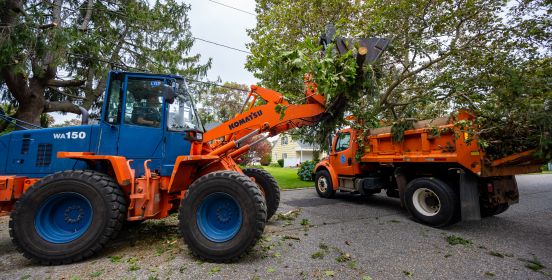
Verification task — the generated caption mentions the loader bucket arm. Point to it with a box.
[203,75,326,144]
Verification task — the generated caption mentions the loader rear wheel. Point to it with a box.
[315,170,335,198]
[243,168,280,221]
[179,171,267,262]
[404,177,459,228]
[9,170,126,265]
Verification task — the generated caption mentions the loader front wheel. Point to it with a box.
[179,171,267,262]
[9,170,126,265]
[243,168,280,221]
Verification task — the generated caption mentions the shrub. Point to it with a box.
[297,160,316,181]
[260,154,272,166]
[277,159,284,167]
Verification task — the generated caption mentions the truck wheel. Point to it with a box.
[243,168,280,221]
[315,170,335,198]
[9,170,126,265]
[179,171,267,262]
[404,177,459,227]
[481,203,509,217]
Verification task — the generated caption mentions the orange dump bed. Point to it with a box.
[360,112,542,177]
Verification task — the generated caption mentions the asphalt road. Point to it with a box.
[0,174,550,280]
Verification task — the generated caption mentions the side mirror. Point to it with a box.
[326,134,334,152]
[162,85,177,104]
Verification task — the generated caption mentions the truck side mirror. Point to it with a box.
[162,85,177,104]
[327,134,334,152]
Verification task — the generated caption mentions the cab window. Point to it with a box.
[105,77,122,124]
[124,78,164,128]
[167,90,201,131]
[335,133,351,152]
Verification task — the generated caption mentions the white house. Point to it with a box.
[271,134,324,167]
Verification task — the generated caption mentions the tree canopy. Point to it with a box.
[196,81,249,125]
[0,0,210,131]
[246,0,551,160]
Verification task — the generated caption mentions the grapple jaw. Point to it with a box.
[319,23,390,65]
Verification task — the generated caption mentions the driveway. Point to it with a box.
[0,174,550,279]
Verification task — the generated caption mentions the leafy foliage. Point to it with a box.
[260,154,271,166]
[247,0,551,160]
[249,36,381,147]
[297,160,316,181]
[277,159,284,167]
[237,136,272,166]
[197,82,248,124]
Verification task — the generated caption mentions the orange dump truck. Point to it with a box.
[314,111,543,227]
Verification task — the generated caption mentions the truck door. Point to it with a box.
[329,131,356,176]
[117,75,167,175]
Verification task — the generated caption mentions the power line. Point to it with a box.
[208,0,256,16]
[187,78,250,92]
[192,37,251,54]
[67,52,251,92]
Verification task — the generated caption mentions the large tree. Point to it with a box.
[246,0,551,159]
[0,0,210,131]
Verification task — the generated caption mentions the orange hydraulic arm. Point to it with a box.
[203,74,326,152]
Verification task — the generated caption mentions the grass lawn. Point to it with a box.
[258,166,314,190]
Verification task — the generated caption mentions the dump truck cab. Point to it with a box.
[0,71,202,178]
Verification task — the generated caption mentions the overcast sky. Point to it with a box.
[186,0,258,86]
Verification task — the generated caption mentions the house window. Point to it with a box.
[281,136,288,145]
[282,153,287,159]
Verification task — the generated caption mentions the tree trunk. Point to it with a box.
[12,78,47,129]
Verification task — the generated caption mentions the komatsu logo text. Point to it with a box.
[228,110,263,130]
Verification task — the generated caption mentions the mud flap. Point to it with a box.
[459,172,481,221]
[394,168,407,208]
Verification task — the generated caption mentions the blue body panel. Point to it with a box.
[4,126,93,177]
[0,71,197,179]
[0,122,193,178]
[0,133,10,174]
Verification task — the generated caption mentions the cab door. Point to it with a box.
[329,130,356,176]
[117,75,168,174]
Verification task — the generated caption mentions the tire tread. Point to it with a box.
[9,170,126,265]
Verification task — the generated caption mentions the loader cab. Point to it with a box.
[98,71,203,176]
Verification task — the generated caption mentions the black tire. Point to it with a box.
[9,170,126,265]
[243,168,280,221]
[124,220,144,228]
[315,170,335,198]
[404,177,459,227]
[179,171,267,262]
[481,203,509,217]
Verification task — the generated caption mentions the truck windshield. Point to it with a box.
[167,81,202,132]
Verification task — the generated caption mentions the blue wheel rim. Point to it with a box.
[34,192,93,244]
[197,192,243,243]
